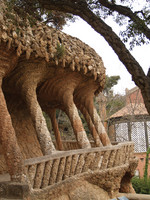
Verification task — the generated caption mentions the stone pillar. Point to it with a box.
[63,92,91,149]
[108,123,116,142]
[0,48,23,182]
[47,109,63,150]
[78,105,102,147]
[22,86,56,155]
[0,85,23,182]
[85,98,111,146]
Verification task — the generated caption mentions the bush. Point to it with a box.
[132,177,150,194]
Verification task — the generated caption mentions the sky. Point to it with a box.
[63,17,150,95]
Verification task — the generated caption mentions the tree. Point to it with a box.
[106,92,125,117]
[6,0,74,29]
[144,147,150,182]
[98,75,125,118]
[103,75,120,95]
[10,0,150,117]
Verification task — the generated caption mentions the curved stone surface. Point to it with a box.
[0,0,111,181]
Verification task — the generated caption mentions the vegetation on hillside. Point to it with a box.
[132,177,150,194]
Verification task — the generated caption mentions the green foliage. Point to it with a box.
[6,0,40,26]
[144,147,150,181]
[6,0,150,47]
[132,177,150,194]
[120,21,149,50]
[55,42,65,59]
[106,92,125,117]
[7,0,75,29]
[87,0,150,49]
[103,75,120,95]
[100,75,125,117]
[132,148,150,194]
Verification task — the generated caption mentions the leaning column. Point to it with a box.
[78,104,102,147]
[21,85,56,155]
[63,92,91,149]
[47,108,64,150]
[85,97,111,146]
[0,49,23,182]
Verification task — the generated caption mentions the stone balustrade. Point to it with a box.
[53,140,119,151]
[24,142,135,190]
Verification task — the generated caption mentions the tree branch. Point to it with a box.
[98,0,150,40]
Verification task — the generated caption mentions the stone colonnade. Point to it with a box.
[0,1,111,181]
[1,55,111,182]
[38,68,111,152]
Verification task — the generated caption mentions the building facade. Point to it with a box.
[108,87,150,177]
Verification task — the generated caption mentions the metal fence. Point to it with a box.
[113,118,150,152]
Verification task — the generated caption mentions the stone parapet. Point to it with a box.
[24,142,136,190]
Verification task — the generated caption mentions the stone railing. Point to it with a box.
[24,142,134,190]
[53,140,111,150]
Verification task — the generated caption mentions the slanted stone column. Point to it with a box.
[63,92,91,149]
[108,123,116,142]
[9,58,57,155]
[47,109,63,150]
[0,48,23,182]
[85,97,111,146]
[21,85,56,155]
[78,105,102,147]
[0,84,23,182]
